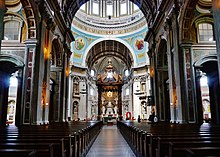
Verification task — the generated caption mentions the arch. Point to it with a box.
[0,55,24,126]
[82,38,137,67]
[85,40,133,69]
[3,13,28,42]
[156,38,168,67]
[51,38,63,66]
[194,55,217,67]
[0,54,24,68]
[20,0,37,39]
[4,12,27,25]
[180,0,212,43]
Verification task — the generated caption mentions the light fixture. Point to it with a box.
[44,47,50,60]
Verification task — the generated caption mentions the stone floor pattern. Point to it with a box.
[86,125,136,157]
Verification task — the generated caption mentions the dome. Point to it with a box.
[72,0,147,36]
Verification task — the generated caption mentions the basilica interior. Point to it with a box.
[1,0,220,156]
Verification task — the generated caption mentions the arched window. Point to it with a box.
[80,3,86,11]
[120,2,127,15]
[106,3,113,16]
[198,23,214,42]
[4,20,21,41]
[133,3,139,11]
[92,2,99,15]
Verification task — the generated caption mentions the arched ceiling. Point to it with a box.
[64,0,157,27]
[86,40,133,70]
[94,56,126,75]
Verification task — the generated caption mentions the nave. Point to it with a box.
[86,125,135,157]
[2,0,220,156]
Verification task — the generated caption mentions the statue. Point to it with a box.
[106,101,113,115]
[102,105,106,115]
[114,106,118,114]
[107,101,112,107]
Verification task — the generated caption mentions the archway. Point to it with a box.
[85,40,133,120]
[82,38,137,67]
[85,40,133,69]
[195,58,220,124]
[156,39,170,122]
[0,60,23,126]
[50,38,64,122]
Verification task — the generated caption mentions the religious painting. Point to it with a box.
[135,38,144,50]
[75,37,85,50]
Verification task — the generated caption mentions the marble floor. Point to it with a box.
[86,125,136,157]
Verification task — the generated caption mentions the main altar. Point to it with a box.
[96,59,123,122]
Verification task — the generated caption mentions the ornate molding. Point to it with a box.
[20,0,37,39]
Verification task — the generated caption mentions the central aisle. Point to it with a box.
[86,125,136,157]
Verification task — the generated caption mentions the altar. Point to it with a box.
[103,114,117,125]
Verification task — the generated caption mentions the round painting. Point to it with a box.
[135,38,144,50]
[75,38,85,50]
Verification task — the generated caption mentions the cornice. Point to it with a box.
[145,0,173,42]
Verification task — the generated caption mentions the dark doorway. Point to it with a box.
[156,39,170,122]
[195,60,220,124]
[0,61,23,126]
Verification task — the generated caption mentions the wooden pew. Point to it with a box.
[170,147,220,157]
[0,149,50,157]
[168,142,220,157]
[154,136,220,157]
[0,121,103,157]
[117,121,220,157]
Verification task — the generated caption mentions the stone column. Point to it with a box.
[147,47,157,115]
[23,39,38,125]
[167,4,186,123]
[213,0,220,86]
[97,85,102,120]
[42,37,50,123]
[15,69,24,126]
[180,43,196,123]
[64,48,72,121]
[0,72,9,126]
[0,0,6,50]
[118,85,122,120]
[59,52,67,122]
[67,74,73,120]
[165,20,176,123]
[55,71,62,122]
